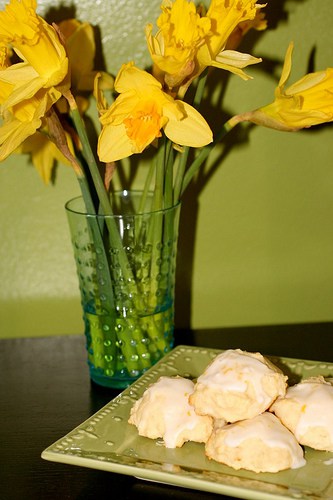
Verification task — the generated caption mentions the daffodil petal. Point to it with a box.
[98,123,134,162]
[0,116,41,160]
[211,49,262,80]
[210,59,253,80]
[32,146,55,184]
[17,129,73,183]
[18,132,56,184]
[94,72,109,114]
[100,91,139,126]
[286,70,327,95]
[163,101,212,147]
[0,61,35,84]
[61,20,95,78]
[31,137,72,183]
[2,74,44,110]
[215,49,262,69]
[145,23,162,57]
[162,99,185,121]
[278,42,293,89]
[1,84,61,162]
[115,62,161,94]
[0,63,40,109]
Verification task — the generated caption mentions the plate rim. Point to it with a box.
[41,345,333,500]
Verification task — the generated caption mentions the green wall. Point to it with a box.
[1,0,333,338]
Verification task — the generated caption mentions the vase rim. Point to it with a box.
[65,190,181,217]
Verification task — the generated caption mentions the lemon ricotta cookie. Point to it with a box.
[270,376,333,452]
[205,412,306,473]
[128,376,213,448]
[189,349,287,422]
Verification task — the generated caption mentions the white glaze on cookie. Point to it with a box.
[190,349,287,421]
[128,376,213,448]
[271,377,333,451]
[206,412,306,473]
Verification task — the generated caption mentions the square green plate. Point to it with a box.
[42,345,333,499]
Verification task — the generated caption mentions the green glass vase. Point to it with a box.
[65,190,181,389]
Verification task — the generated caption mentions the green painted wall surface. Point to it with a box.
[1,0,333,338]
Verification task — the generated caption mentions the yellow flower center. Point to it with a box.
[123,100,163,151]
[158,0,211,63]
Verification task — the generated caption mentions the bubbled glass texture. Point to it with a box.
[66,191,180,388]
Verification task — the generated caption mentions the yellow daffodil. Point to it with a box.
[59,19,95,92]
[0,0,69,110]
[57,19,113,111]
[146,0,264,96]
[16,129,73,184]
[146,0,211,90]
[231,43,333,131]
[97,62,213,163]
[0,0,67,165]
[0,86,61,161]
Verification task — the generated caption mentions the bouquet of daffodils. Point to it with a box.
[1,0,332,381]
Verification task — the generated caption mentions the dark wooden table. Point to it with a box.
[1,324,332,500]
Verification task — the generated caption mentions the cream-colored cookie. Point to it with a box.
[205,412,306,473]
[270,376,333,452]
[189,349,287,422]
[128,376,213,448]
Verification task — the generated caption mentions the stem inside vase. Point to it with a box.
[65,190,181,389]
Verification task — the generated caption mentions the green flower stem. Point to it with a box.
[76,176,112,303]
[149,138,173,352]
[193,69,208,108]
[45,105,120,370]
[173,70,208,203]
[180,119,237,196]
[147,143,165,307]
[66,92,113,217]
[163,138,174,209]
[139,140,174,352]
[138,160,155,213]
[163,141,178,292]
[78,176,117,371]
[153,141,166,210]
[65,92,151,369]
[173,145,189,203]
[136,160,155,243]
[115,318,154,372]
[68,96,136,283]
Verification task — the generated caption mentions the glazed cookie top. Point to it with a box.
[222,413,305,467]
[271,376,333,450]
[205,412,306,473]
[128,376,213,448]
[189,349,287,421]
[197,349,287,400]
